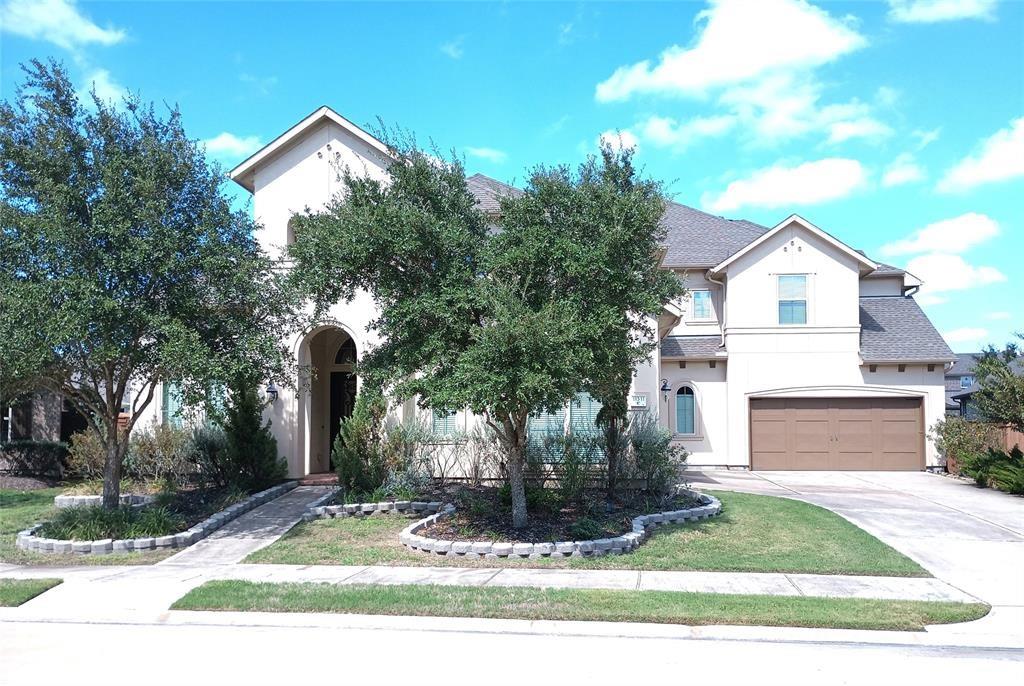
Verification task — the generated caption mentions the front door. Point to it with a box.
[328,371,357,470]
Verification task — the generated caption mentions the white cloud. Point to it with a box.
[937,117,1024,193]
[595,0,864,101]
[598,130,639,153]
[239,73,278,96]
[81,68,126,103]
[881,213,999,256]
[639,114,736,150]
[826,117,894,144]
[917,293,947,306]
[943,327,990,345]
[465,147,508,164]
[986,311,1011,320]
[0,0,125,50]
[912,127,941,149]
[702,158,866,212]
[905,253,1006,294]
[882,152,926,187]
[440,36,465,59]
[203,132,263,158]
[888,0,997,23]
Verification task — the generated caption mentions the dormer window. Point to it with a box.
[691,290,712,320]
[778,274,807,325]
[960,375,975,389]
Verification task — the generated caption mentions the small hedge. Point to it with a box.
[0,440,68,478]
[37,504,185,540]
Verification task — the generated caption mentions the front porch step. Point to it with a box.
[299,472,338,486]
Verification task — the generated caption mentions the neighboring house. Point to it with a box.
[135,106,955,474]
[951,358,1024,420]
[945,353,981,416]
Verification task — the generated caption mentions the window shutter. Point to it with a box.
[162,382,183,428]
[432,410,457,437]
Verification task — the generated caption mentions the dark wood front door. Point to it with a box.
[328,372,357,470]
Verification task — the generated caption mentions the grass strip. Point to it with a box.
[172,581,988,631]
[246,489,928,577]
[0,578,62,606]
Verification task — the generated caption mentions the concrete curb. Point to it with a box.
[17,482,299,556]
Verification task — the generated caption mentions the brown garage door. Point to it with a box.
[750,397,923,471]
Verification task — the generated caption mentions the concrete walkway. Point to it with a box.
[160,485,333,566]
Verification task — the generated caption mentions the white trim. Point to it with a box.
[229,106,395,193]
[710,214,878,276]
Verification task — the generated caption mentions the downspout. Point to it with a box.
[705,269,727,348]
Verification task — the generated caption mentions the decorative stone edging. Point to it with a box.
[16,482,298,556]
[54,494,156,509]
[302,496,445,522]
[400,489,721,559]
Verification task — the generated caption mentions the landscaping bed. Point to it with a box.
[248,489,928,576]
[0,578,63,607]
[172,580,988,631]
[422,485,703,543]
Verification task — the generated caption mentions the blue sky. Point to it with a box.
[2,0,1021,351]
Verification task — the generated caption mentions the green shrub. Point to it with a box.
[567,517,605,540]
[930,416,1002,476]
[628,412,687,497]
[37,504,184,540]
[981,446,1024,495]
[219,378,286,493]
[126,424,194,487]
[66,429,108,479]
[498,482,560,513]
[333,390,387,497]
[0,440,68,477]
[191,424,231,488]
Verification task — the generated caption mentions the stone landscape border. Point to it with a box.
[400,489,721,559]
[54,494,155,509]
[302,496,445,522]
[16,482,298,556]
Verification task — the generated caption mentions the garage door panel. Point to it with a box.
[751,397,922,471]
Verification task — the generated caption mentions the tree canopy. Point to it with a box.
[0,60,296,506]
[289,138,681,526]
[972,335,1024,433]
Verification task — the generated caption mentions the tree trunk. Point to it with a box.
[605,417,621,499]
[100,418,125,509]
[507,439,528,529]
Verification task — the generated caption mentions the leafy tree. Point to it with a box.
[972,334,1024,432]
[332,388,387,497]
[289,135,680,527]
[0,60,296,507]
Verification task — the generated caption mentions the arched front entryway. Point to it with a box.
[298,325,358,475]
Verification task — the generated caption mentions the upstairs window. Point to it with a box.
[960,375,975,389]
[691,290,713,320]
[778,274,807,325]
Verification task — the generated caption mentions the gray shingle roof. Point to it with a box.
[660,202,768,267]
[661,335,724,358]
[859,296,955,363]
[466,173,522,214]
[951,358,1024,399]
[947,352,982,377]
[866,262,905,277]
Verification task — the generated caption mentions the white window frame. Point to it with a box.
[960,375,975,389]
[777,274,808,326]
[689,289,714,322]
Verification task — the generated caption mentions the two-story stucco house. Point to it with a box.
[141,106,955,476]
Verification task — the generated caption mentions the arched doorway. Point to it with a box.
[304,326,358,474]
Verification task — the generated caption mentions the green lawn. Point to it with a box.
[0,488,173,566]
[247,490,928,576]
[0,578,62,606]
[172,580,987,631]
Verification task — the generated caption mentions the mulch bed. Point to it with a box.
[0,474,59,490]
[421,485,703,544]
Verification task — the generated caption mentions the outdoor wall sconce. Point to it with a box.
[265,381,279,404]
[660,378,671,402]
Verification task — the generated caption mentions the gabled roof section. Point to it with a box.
[709,214,878,277]
[660,201,768,268]
[661,335,727,359]
[466,173,523,214]
[229,106,394,193]
[948,352,983,377]
[858,296,955,363]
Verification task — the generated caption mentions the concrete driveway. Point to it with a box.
[686,469,1024,609]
